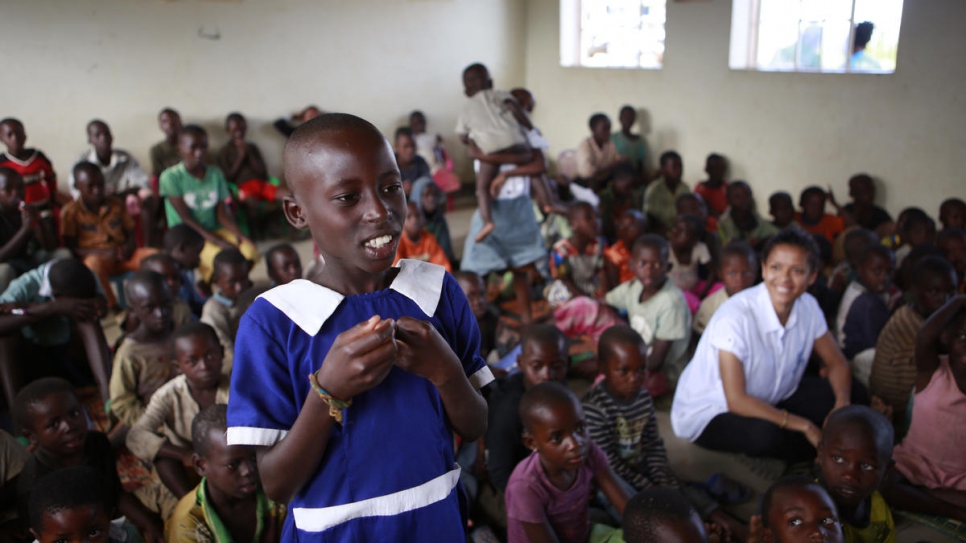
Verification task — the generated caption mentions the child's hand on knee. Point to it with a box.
[315,316,398,401]
[393,316,461,387]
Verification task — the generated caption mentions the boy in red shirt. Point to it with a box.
[796,186,845,244]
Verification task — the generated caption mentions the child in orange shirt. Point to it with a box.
[604,209,647,288]
[796,186,845,244]
[394,201,452,272]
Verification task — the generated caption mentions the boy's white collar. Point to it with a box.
[257,260,446,336]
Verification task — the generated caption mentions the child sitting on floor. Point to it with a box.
[226,114,491,541]
[159,124,257,285]
[643,151,690,234]
[693,241,757,336]
[393,201,452,272]
[0,258,111,409]
[393,127,431,196]
[201,248,257,358]
[457,62,533,242]
[937,228,966,293]
[884,295,966,521]
[694,153,728,219]
[835,245,895,386]
[0,118,64,210]
[677,192,718,235]
[135,253,195,330]
[892,207,935,267]
[833,174,894,237]
[150,108,183,179]
[166,404,286,543]
[718,181,777,248]
[940,198,965,231]
[265,243,302,287]
[599,164,644,244]
[215,112,276,206]
[668,214,715,311]
[605,235,691,393]
[621,487,713,543]
[28,467,125,543]
[817,405,896,543]
[14,378,165,540]
[753,476,845,543]
[548,202,608,302]
[604,209,647,288]
[769,191,797,231]
[455,271,499,362]
[0,429,28,540]
[797,186,845,245]
[61,162,158,311]
[871,256,956,425]
[411,177,455,265]
[163,224,207,315]
[829,228,879,298]
[108,271,177,430]
[127,322,230,501]
[0,168,64,293]
[506,382,630,543]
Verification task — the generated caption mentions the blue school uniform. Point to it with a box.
[226,260,494,542]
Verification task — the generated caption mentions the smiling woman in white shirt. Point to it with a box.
[671,229,865,462]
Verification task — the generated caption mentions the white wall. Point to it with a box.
[0,0,526,183]
[524,0,966,217]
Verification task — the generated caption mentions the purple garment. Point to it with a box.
[505,441,608,543]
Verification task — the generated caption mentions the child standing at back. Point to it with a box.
[159,124,257,285]
[456,62,533,242]
[225,113,491,541]
[884,295,966,521]
[393,201,452,272]
[605,235,691,393]
[505,382,630,543]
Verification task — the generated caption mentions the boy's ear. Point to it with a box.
[522,432,535,452]
[193,453,206,477]
[29,528,39,541]
[281,195,308,231]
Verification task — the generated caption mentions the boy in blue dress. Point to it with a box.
[225,113,492,542]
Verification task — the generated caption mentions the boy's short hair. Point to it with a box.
[394,126,414,141]
[823,405,894,463]
[284,113,382,175]
[212,248,248,278]
[799,185,827,205]
[462,62,488,77]
[760,475,826,528]
[761,229,821,273]
[619,105,635,117]
[598,325,645,366]
[172,321,220,349]
[159,108,179,119]
[266,243,297,264]
[659,150,681,166]
[899,207,934,234]
[854,21,874,49]
[123,270,169,302]
[180,124,207,140]
[519,381,577,434]
[705,152,725,165]
[520,323,567,353]
[623,487,698,543]
[941,198,966,214]
[632,234,669,261]
[769,191,793,206]
[937,228,966,245]
[566,201,595,221]
[72,161,101,181]
[843,228,879,263]
[28,466,110,533]
[140,252,179,271]
[612,163,637,181]
[453,270,482,286]
[914,254,956,282]
[856,243,894,267]
[12,377,75,433]
[192,403,228,457]
[163,224,205,252]
[0,118,22,128]
[721,241,757,265]
[49,258,98,299]
[676,214,704,237]
[409,110,425,121]
[225,112,245,125]
[588,113,609,129]
[86,119,108,133]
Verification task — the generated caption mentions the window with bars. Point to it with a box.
[560,0,667,69]
[729,0,903,73]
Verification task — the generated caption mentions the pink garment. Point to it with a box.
[553,297,621,344]
[894,356,966,490]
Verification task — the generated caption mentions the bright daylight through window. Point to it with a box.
[560,0,667,69]
[729,0,903,73]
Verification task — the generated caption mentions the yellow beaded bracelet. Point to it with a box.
[308,372,352,424]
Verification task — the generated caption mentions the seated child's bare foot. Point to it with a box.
[475,221,496,243]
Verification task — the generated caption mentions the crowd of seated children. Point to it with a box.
[61,162,158,312]
[457,62,533,243]
[126,322,229,507]
[393,201,452,272]
[0,168,67,293]
[14,378,164,541]
[162,225,207,315]
[158,124,257,286]
[68,120,160,247]
[108,271,177,432]
[643,151,688,234]
[0,258,110,409]
[165,404,286,543]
